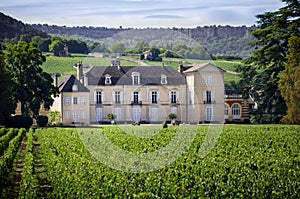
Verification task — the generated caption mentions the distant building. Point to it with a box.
[224,89,254,123]
[52,61,225,125]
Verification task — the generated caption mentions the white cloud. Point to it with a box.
[0,0,285,27]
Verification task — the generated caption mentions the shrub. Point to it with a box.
[36,115,48,127]
[162,121,168,128]
[5,115,33,128]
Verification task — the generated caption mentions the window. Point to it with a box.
[95,91,102,104]
[96,108,103,121]
[73,97,78,105]
[65,97,71,105]
[132,108,141,121]
[114,108,121,121]
[224,104,229,119]
[114,91,121,104]
[72,85,78,91]
[161,75,167,84]
[204,91,215,104]
[206,75,212,86]
[105,75,112,85]
[65,111,70,119]
[81,96,86,105]
[151,108,159,122]
[170,91,177,104]
[82,111,86,120]
[133,76,139,85]
[206,106,213,121]
[170,107,177,115]
[232,104,241,119]
[132,72,140,85]
[133,92,139,104]
[151,91,158,103]
[73,111,79,122]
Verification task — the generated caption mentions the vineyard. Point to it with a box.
[0,125,299,198]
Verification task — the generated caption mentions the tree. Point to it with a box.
[236,0,300,123]
[278,36,300,124]
[110,42,126,53]
[5,41,59,118]
[50,37,65,56]
[0,44,16,124]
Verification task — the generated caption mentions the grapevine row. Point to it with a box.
[0,128,26,186]
[0,128,19,155]
[35,126,300,198]
[19,129,39,199]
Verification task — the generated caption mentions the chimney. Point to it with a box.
[178,61,183,73]
[111,60,121,70]
[52,73,61,87]
[77,61,84,84]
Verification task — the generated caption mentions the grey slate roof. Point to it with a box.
[85,66,186,86]
[58,75,90,92]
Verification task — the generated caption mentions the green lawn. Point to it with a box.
[41,54,241,86]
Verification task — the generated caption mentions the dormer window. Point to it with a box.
[72,85,78,91]
[161,75,167,84]
[105,74,112,85]
[132,72,140,85]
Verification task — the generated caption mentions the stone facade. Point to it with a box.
[52,61,225,125]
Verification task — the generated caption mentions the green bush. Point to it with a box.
[36,115,48,127]
[5,115,33,128]
[162,121,168,128]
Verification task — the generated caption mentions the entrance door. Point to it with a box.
[132,108,141,122]
[96,108,103,122]
[151,107,158,122]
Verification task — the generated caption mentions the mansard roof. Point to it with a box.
[85,65,186,86]
[58,75,90,92]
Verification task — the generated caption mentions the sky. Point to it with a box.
[0,0,285,28]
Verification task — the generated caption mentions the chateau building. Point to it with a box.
[51,61,225,125]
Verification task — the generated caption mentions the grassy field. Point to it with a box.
[1,125,298,198]
[41,54,241,85]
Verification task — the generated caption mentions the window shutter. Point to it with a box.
[112,91,115,103]
[203,91,207,102]
[157,91,160,102]
[212,91,215,102]
[176,91,179,102]
[169,91,171,101]
[102,92,105,102]
[94,91,97,102]
[138,92,142,101]
[149,91,152,103]
[131,92,134,102]
[120,92,123,104]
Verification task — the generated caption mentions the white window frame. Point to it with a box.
[114,107,122,121]
[114,91,121,104]
[73,111,79,122]
[150,107,159,122]
[206,75,212,86]
[65,97,71,105]
[224,104,229,119]
[105,75,112,85]
[96,108,103,122]
[73,97,78,105]
[81,111,86,120]
[65,111,70,120]
[206,106,213,121]
[161,75,167,84]
[132,72,140,85]
[81,96,86,105]
[232,104,241,119]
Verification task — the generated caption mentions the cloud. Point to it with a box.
[145,15,184,19]
[0,0,286,28]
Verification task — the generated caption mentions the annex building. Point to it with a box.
[51,61,226,125]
